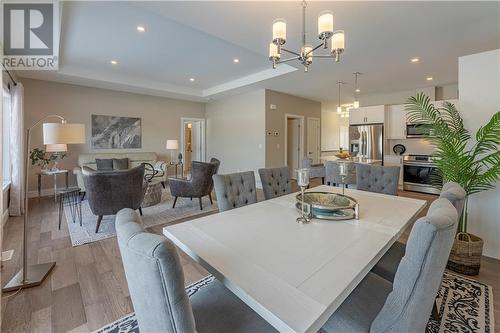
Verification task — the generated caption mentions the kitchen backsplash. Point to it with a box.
[386,138,436,156]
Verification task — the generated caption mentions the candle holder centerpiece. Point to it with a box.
[296,168,311,224]
[338,161,348,195]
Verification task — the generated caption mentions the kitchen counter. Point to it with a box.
[320,156,383,165]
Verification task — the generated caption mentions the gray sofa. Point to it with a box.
[74,152,167,192]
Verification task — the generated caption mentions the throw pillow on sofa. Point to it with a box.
[96,158,113,171]
[113,158,129,170]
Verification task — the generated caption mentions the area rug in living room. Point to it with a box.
[64,189,217,247]
[93,271,494,333]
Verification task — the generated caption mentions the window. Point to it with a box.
[2,87,11,187]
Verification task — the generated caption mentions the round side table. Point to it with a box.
[142,181,163,208]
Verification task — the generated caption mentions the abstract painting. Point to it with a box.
[91,115,141,149]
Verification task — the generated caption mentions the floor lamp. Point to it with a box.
[2,115,85,292]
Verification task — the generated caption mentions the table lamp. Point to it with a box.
[3,116,85,293]
[166,139,179,164]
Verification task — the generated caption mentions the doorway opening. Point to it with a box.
[284,114,304,179]
[181,118,206,173]
[307,117,321,164]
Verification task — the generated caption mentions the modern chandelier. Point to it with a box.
[269,0,345,71]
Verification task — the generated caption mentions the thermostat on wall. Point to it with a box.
[269,104,277,110]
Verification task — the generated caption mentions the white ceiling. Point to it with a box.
[18,1,500,103]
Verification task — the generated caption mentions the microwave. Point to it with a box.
[406,123,434,138]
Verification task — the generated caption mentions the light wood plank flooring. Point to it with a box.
[1,184,499,333]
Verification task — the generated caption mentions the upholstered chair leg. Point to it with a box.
[208,193,213,205]
[322,177,325,184]
[190,197,192,201]
[95,215,103,233]
[172,197,178,208]
[138,207,143,216]
[199,197,203,210]
[161,181,165,189]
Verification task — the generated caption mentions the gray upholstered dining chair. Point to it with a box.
[170,161,218,210]
[356,164,400,195]
[213,171,257,212]
[82,165,146,233]
[325,160,357,187]
[320,197,459,333]
[115,209,277,333]
[258,166,292,200]
[372,181,466,283]
[301,158,326,184]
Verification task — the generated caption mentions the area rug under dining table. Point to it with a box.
[64,189,217,247]
[93,271,494,333]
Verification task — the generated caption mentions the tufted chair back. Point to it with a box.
[356,164,400,196]
[258,167,292,200]
[213,172,257,212]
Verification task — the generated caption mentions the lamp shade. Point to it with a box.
[43,123,85,145]
[332,30,345,51]
[272,19,286,42]
[318,11,334,36]
[46,144,67,152]
[166,139,179,150]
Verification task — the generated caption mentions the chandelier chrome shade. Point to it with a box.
[269,1,346,71]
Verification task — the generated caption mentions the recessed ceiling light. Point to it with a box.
[426,77,433,81]
[233,58,240,63]
[189,78,195,82]
[110,60,118,65]
[137,26,145,32]
[355,88,360,93]
[411,57,419,63]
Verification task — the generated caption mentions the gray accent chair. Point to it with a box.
[82,165,146,233]
[325,160,357,187]
[213,171,257,212]
[356,164,400,195]
[372,181,466,283]
[301,158,325,184]
[116,209,277,333]
[207,157,221,197]
[258,166,292,200]
[169,161,218,210]
[320,198,458,333]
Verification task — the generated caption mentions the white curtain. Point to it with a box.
[9,82,24,216]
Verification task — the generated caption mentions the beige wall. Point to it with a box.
[206,89,266,178]
[458,49,500,259]
[23,78,205,192]
[265,90,321,168]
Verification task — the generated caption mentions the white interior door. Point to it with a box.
[307,118,320,164]
[191,121,202,161]
[287,118,300,177]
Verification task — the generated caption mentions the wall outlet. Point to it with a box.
[274,131,279,136]
[1,250,14,262]
[269,104,277,110]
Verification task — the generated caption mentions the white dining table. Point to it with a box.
[163,185,427,333]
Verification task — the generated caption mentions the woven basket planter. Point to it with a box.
[447,232,483,276]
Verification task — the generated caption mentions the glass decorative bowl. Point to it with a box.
[296,191,359,220]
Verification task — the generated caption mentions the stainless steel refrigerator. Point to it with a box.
[349,124,384,160]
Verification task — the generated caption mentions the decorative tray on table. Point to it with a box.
[295,192,359,221]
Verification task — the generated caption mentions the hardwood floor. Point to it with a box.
[1,184,499,333]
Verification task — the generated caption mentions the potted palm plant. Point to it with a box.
[405,93,500,275]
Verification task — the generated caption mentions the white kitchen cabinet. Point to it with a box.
[384,154,404,186]
[386,104,407,139]
[349,105,386,125]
